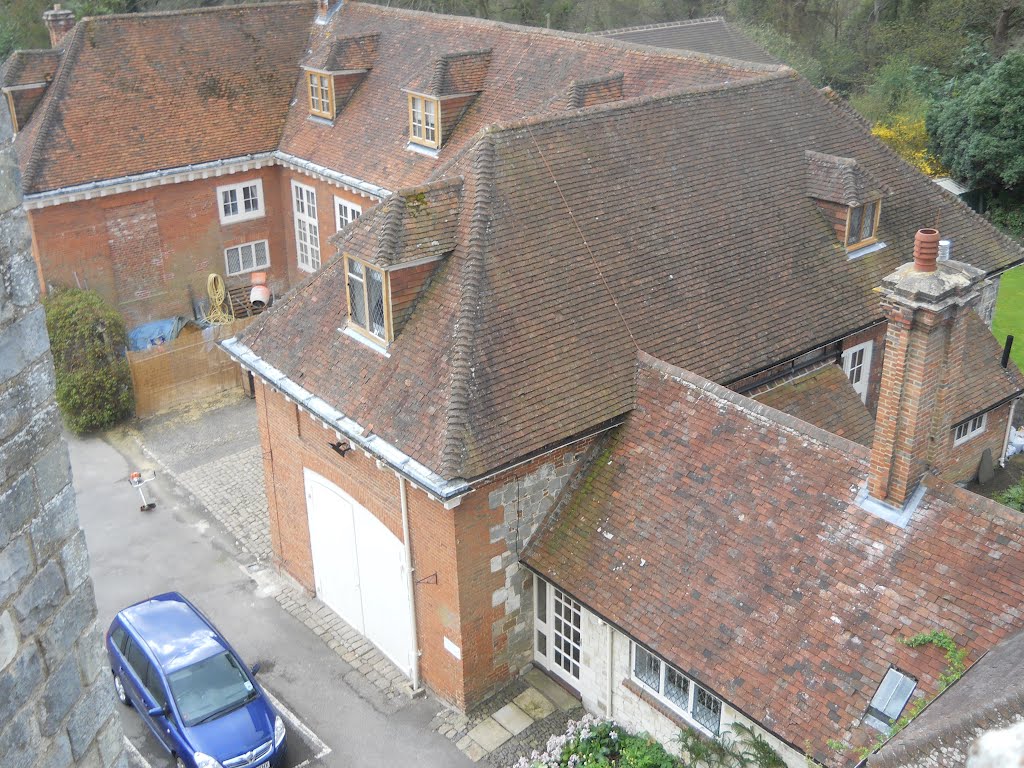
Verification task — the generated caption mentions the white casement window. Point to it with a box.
[632,643,723,736]
[345,256,387,342]
[842,341,873,403]
[224,240,269,277]
[953,413,987,445]
[292,181,321,272]
[217,179,264,225]
[409,95,439,148]
[534,578,583,684]
[335,197,362,231]
[864,668,916,732]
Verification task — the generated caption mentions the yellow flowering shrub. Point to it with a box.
[872,116,948,177]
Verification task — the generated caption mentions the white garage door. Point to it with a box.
[304,469,414,678]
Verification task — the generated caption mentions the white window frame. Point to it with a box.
[291,181,321,273]
[224,239,270,277]
[335,197,362,231]
[842,340,873,404]
[953,413,987,446]
[533,577,583,686]
[630,642,723,737]
[216,179,264,225]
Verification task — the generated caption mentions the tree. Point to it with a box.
[44,288,134,433]
[928,50,1024,191]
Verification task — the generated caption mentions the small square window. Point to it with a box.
[217,180,264,225]
[335,197,362,231]
[634,645,661,692]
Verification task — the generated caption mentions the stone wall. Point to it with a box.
[0,118,126,767]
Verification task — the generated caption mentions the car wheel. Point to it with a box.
[112,672,131,707]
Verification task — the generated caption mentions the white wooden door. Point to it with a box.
[305,471,363,633]
[303,469,414,678]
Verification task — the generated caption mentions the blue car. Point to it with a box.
[105,593,286,768]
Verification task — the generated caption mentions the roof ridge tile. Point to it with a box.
[440,135,495,477]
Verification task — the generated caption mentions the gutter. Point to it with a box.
[220,336,471,503]
[21,150,390,209]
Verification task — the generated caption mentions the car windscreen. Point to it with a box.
[167,651,257,727]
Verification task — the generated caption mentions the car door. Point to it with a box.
[145,663,179,753]
[123,639,165,745]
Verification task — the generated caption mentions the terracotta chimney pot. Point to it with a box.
[913,228,940,272]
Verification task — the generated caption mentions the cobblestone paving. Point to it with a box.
[177,443,272,562]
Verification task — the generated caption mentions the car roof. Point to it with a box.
[119,592,227,674]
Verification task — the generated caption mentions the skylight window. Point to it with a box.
[865,667,916,732]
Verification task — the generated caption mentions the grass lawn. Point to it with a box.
[993,264,1024,371]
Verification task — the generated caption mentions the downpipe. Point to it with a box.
[400,476,423,694]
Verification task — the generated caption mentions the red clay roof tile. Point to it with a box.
[523,353,1024,764]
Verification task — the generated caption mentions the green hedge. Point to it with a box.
[44,288,134,433]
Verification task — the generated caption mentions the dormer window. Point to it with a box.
[345,256,388,343]
[308,71,334,119]
[846,200,880,249]
[409,95,439,148]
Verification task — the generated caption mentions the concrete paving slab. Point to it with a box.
[462,740,489,763]
[525,669,580,712]
[513,687,556,720]
[467,717,513,752]
[492,702,534,735]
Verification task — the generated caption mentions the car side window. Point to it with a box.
[124,637,154,695]
[110,625,128,654]
[146,663,169,709]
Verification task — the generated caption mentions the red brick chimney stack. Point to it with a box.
[868,229,986,506]
[42,4,75,49]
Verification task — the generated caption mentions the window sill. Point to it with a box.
[846,240,886,260]
[296,263,318,274]
[219,212,266,226]
[307,115,335,127]
[341,326,390,357]
[621,678,717,738]
[406,142,439,158]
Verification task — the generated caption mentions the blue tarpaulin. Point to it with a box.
[127,317,187,351]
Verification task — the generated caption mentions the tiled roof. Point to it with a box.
[334,177,464,268]
[950,309,1024,423]
[754,364,875,446]
[302,33,380,73]
[277,3,774,191]
[0,49,61,88]
[868,628,1024,767]
[806,149,885,206]
[245,71,1022,480]
[522,353,1024,765]
[600,17,779,66]
[18,2,315,194]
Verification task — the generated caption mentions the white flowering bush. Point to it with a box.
[511,714,680,768]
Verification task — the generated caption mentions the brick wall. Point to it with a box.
[0,136,126,768]
[254,379,598,710]
[935,401,1013,484]
[28,165,289,328]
